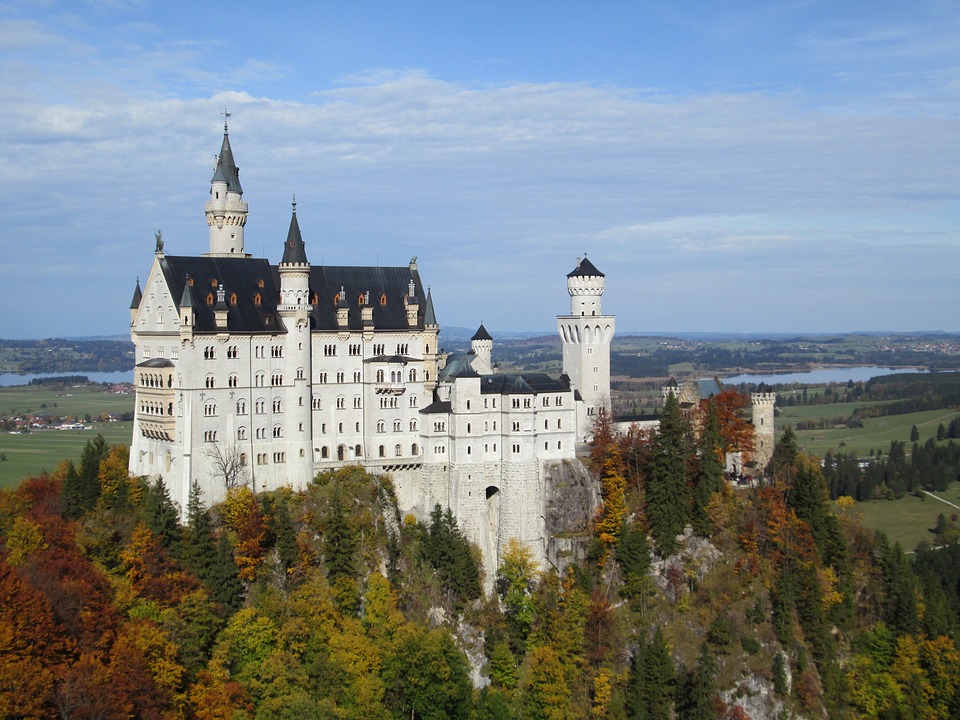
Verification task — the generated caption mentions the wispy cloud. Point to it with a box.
[0,4,957,337]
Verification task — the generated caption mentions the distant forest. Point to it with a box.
[4,331,960,378]
[0,339,134,374]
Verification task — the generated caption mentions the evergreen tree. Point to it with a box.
[143,476,180,548]
[60,461,85,519]
[911,424,920,442]
[628,626,675,720]
[676,644,716,720]
[692,403,724,536]
[421,504,481,609]
[323,488,359,583]
[209,531,243,614]
[647,392,691,556]
[66,434,108,516]
[178,481,216,584]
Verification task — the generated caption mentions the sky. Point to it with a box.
[0,1,958,339]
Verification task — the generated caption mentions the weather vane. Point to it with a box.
[222,108,231,131]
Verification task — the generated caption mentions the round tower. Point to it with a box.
[471,323,493,374]
[557,256,615,441]
[277,200,314,488]
[751,387,776,474]
[204,118,249,257]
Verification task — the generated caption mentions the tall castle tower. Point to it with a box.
[751,387,776,472]
[557,256,615,440]
[204,119,249,257]
[471,323,493,374]
[277,200,314,482]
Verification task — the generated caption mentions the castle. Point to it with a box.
[128,123,614,575]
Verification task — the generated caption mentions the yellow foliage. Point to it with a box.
[4,516,46,567]
[591,668,613,719]
[835,495,855,509]
[818,566,843,611]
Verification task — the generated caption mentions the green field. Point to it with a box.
[778,405,960,458]
[853,485,960,552]
[0,383,134,489]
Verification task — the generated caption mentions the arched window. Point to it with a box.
[228,374,238,388]
[379,445,385,458]
[376,369,384,383]
[393,420,402,432]
[409,419,418,431]
[237,427,247,440]
[395,444,402,457]
[412,443,419,455]
[409,369,417,382]
[205,374,215,388]
[377,420,385,433]
[237,399,247,414]
[273,425,283,438]
[321,447,329,459]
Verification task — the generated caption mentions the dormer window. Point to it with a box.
[254,293,261,305]
[358,294,365,305]
[206,293,214,305]
[230,293,238,306]
[210,278,218,287]
[258,279,265,288]
[380,293,387,306]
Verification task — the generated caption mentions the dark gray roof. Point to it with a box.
[363,354,418,364]
[135,358,175,368]
[129,280,142,309]
[164,256,284,334]
[437,354,480,380]
[280,206,308,265]
[211,131,243,195]
[306,265,429,331]
[424,288,437,327]
[472,323,492,341]
[420,400,452,414]
[480,372,568,395]
[567,256,604,278]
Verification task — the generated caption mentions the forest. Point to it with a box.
[3,391,960,719]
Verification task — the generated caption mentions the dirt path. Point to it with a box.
[923,490,960,511]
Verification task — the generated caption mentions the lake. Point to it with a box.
[724,366,922,386]
[0,371,134,387]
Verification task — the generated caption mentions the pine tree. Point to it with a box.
[677,644,716,720]
[209,531,243,614]
[178,481,216,584]
[60,461,85,519]
[143,476,180,548]
[69,434,108,515]
[693,403,724,536]
[628,626,676,720]
[647,392,691,556]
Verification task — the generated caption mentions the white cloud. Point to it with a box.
[0,5,958,337]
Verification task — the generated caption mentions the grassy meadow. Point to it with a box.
[851,485,960,552]
[0,382,134,489]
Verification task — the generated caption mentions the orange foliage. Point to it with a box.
[699,389,755,458]
[222,487,268,582]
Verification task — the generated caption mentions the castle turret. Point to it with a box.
[471,323,493,374]
[751,386,776,474]
[178,276,195,337]
[204,119,249,257]
[557,256,615,440]
[277,200,313,486]
[129,279,142,327]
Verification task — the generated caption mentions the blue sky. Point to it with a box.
[1,1,958,338]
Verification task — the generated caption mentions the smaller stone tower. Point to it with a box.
[277,200,314,486]
[557,256,615,441]
[471,323,493,374]
[204,118,249,257]
[751,387,776,473]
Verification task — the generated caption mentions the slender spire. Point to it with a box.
[179,276,194,308]
[211,121,242,194]
[424,288,438,326]
[129,278,142,309]
[281,198,308,265]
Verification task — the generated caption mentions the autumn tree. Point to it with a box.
[698,389,755,460]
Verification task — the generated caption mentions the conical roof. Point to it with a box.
[179,277,194,308]
[211,128,243,194]
[567,256,604,278]
[129,279,142,309]
[281,202,308,265]
[472,323,492,341]
[424,288,438,326]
